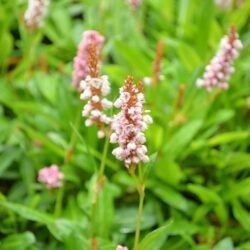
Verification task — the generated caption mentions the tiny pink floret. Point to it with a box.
[38,164,64,189]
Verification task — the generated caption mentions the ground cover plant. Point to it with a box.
[0,0,250,249]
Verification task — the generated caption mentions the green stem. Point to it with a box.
[133,165,145,250]
[99,131,110,178]
[54,112,81,217]
[90,132,110,248]
[91,187,97,233]
[54,187,64,217]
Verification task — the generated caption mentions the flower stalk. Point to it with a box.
[110,75,152,249]
[78,41,113,249]
[132,165,145,250]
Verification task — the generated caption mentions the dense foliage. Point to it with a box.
[0,0,250,249]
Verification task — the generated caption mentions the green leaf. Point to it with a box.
[115,41,151,76]
[224,153,250,173]
[96,238,116,250]
[87,176,119,238]
[187,184,221,204]
[95,180,116,238]
[187,184,228,224]
[176,42,202,71]
[19,123,65,157]
[35,73,58,104]
[0,232,35,250]
[0,147,21,176]
[47,218,87,244]
[195,0,214,56]
[150,180,194,213]
[236,241,250,250]
[224,178,250,200]
[155,158,183,186]
[147,123,164,151]
[0,201,53,224]
[163,120,203,159]
[114,204,157,233]
[208,131,250,146]
[167,216,199,238]
[143,153,158,180]
[232,200,250,232]
[138,222,173,250]
[47,219,76,241]
[206,109,235,127]
[0,32,13,67]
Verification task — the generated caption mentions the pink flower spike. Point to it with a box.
[110,76,152,169]
[38,164,64,189]
[196,26,242,91]
[72,30,105,90]
[80,44,113,138]
[116,245,128,250]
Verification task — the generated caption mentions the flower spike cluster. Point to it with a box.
[196,26,242,91]
[73,30,104,90]
[38,164,64,189]
[80,44,113,138]
[24,0,50,30]
[110,76,152,168]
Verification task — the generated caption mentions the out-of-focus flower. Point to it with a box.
[214,0,232,9]
[73,30,104,90]
[215,0,244,9]
[142,75,165,86]
[126,0,141,9]
[196,26,242,91]
[80,44,112,138]
[24,0,50,30]
[142,77,152,86]
[110,76,152,169]
[116,245,128,250]
[38,164,64,189]
[236,0,244,7]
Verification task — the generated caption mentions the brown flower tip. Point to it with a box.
[123,76,144,111]
[123,75,137,110]
[88,44,99,78]
[138,79,144,93]
[174,84,186,112]
[152,40,164,86]
[228,25,237,44]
